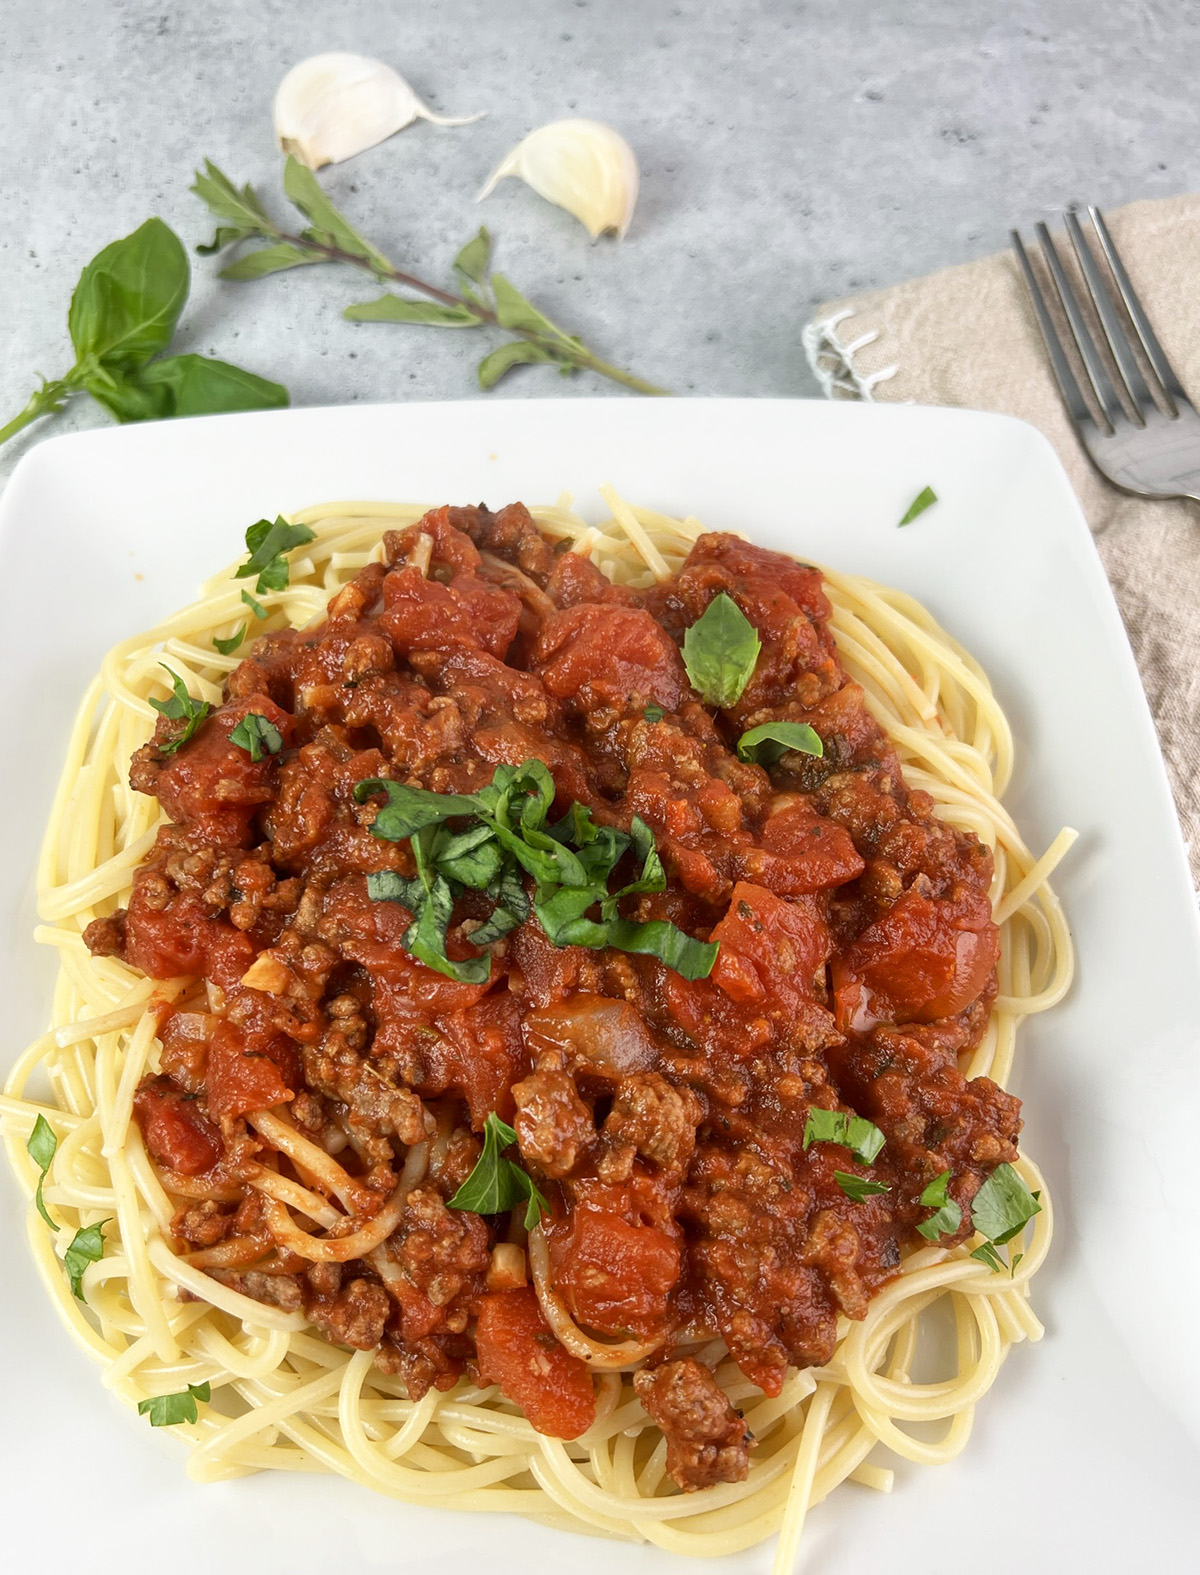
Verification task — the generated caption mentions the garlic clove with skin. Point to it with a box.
[273,53,483,170]
[478,119,638,240]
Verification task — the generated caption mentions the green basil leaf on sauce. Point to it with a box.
[355,778,481,841]
[213,624,246,656]
[549,913,719,981]
[228,712,283,763]
[897,485,938,527]
[915,1169,963,1240]
[137,1380,211,1428]
[736,721,824,767]
[681,593,761,708]
[234,515,316,595]
[448,1111,549,1229]
[64,1218,109,1300]
[149,666,211,755]
[971,1162,1042,1245]
[835,1171,891,1203]
[468,865,531,946]
[26,1114,59,1232]
[802,1107,886,1165]
[241,589,268,619]
[643,703,665,724]
[365,869,423,910]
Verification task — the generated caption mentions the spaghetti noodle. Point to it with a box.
[2,494,1072,1567]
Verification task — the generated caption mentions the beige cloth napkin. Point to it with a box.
[804,193,1200,885]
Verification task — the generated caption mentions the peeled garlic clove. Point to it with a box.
[478,119,638,239]
[274,53,483,170]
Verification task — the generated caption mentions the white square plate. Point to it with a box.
[1,400,1197,1574]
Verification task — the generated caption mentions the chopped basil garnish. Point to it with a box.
[355,761,717,983]
[802,1107,886,1165]
[241,588,268,619]
[149,666,211,755]
[681,593,761,707]
[835,1171,891,1203]
[229,712,283,763]
[137,1380,211,1427]
[971,1163,1041,1245]
[448,1112,548,1229]
[643,703,665,724]
[916,1169,963,1241]
[898,485,938,527]
[26,1114,58,1232]
[213,625,246,656]
[64,1218,109,1300]
[736,721,824,766]
[234,514,316,595]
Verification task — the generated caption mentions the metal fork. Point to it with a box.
[1011,206,1200,502]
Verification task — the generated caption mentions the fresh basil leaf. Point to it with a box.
[345,295,479,327]
[355,777,481,841]
[149,666,211,755]
[68,218,189,372]
[476,339,556,390]
[26,1114,59,1232]
[399,827,491,983]
[736,721,824,767]
[453,227,492,286]
[436,825,506,890]
[548,913,719,980]
[898,485,938,527]
[191,161,274,243]
[83,354,288,422]
[365,868,423,910]
[228,712,283,763]
[835,1171,891,1203]
[213,625,246,656]
[970,1241,1007,1275]
[802,1108,886,1165]
[643,703,665,724]
[137,1380,211,1428]
[220,244,319,281]
[234,515,316,595]
[469,865,531,946]
[241,589,268,619]
[682,593,761,708]
[64,1218,109,1301]
[917,1170,965,1239]
[282,157,393,274]
[970,1163,1041,1245]
[448,1112,548,1227]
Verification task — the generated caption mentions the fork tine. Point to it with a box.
[1009,230,1093,429]
[1087,204,1188,410]
[1064,208,1155,417]
[1034,221,1124,429]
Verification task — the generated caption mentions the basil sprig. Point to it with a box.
[149,666,211,756]
[356,760,718,982]
[235,515,317,595]
[0,218,286,451]
[448,1112,549,1229]
[682,594,761,708]
[64,1219,110,1301]
[26,1114,58,1232]
[229,713,283,763]
[736,721,824,766]
[969,1163,1041,1273]
[916,1170,963,1241]
[138,1381,211,1428]
[803,1107,886,1165]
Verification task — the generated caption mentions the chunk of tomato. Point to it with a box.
[709,882,831,1017]
[553,1209,681,1338]
[475,1287,596,1438]
[205,1019,300,1119]
[133,1075,222,1174]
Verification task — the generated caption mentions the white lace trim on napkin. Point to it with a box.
[801,309,898,401]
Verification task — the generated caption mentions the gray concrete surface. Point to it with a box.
[1,0,1197,483]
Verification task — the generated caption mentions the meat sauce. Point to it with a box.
[87,504,1019,1491]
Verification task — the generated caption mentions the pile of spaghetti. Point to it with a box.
[1,492,1073,1568]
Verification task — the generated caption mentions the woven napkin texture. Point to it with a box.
[804,192,1200,885]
